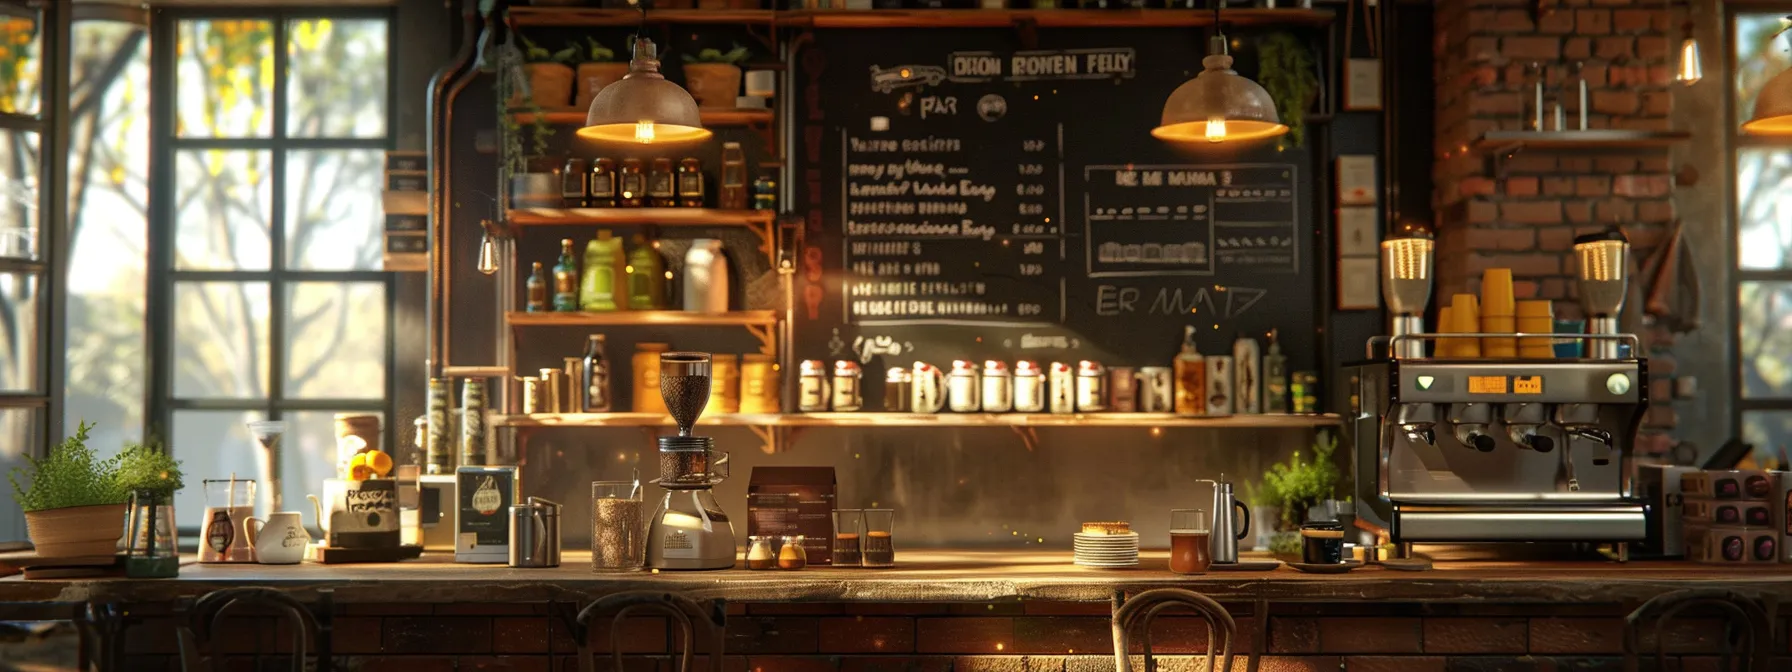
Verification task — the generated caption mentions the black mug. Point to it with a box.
[1300,521,1344,564]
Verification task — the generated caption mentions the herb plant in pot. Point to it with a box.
[512,36,577,110]
[1257,431,1343,560]
[9,423,129,558]
[116,439,185,577]
[574,38,626,112]
[681,43,749,108]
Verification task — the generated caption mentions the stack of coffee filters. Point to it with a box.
[1073,522,1138,568]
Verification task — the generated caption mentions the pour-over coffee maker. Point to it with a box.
[646,352,738,570]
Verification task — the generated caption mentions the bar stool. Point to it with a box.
[574,592,726,672]
[176,587,323,672]
[1111,588,1240,672]
[1623,588,1774,672]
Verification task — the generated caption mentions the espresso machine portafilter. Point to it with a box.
[1574,227,1629,360]
[1381,223,1435,359]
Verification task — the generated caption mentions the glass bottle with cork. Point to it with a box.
[562,158,588,207]
[647,158,677,207]
[619,158,646,207]
[582,334,612,412]
[719,142,747,209]
[525,262,549,312]
[552,239,580,312]
[677,157,705,208]
[587,158,617,207]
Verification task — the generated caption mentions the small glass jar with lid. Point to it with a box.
[777,535,808,570]
[746,536,775,570]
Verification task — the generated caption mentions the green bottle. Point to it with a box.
[552,238,579,312]
[627,235,666,310]
[579,230,627,312]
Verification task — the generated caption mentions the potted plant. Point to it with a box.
[1258,32,1318,147]
[681,43,750,109]
[574,38,626,112]
[1257,430,1343,559]
[8,422,130,558]
[510,35,577,110]
[116,438,184,577]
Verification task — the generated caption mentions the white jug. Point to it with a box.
[244,511,310,564]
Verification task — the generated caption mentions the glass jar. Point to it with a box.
[747,536,776,570]
[739,354,780,413]
[633,343,671,414]
[778,535,808,570]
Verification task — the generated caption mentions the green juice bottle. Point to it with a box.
[579,230,627,312]
[627,235,666,310]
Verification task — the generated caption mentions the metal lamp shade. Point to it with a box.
[578,38,711,144]
[1152,40,1286,144]
[1745,65,1792,135]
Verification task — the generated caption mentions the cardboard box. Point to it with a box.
[1637,464,1697,558]
[1683,498,1771,528]
[1687,525,1778,564]
[746,467,836,566]
[456,466,517,563]
[1681,470,1777,501]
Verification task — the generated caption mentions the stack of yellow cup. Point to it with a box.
[1436,306,1455,358]
[1450,294,1483,358]
[1480,268,1517,358]
[1517,300,1556,358]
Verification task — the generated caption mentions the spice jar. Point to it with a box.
[947,360,980,413]
[778,535,808,570]
[747,536,775,570]
[981,360,1012,413]
[797,359,830,412]
[1075,360,1108,412]
[1013,360,1044,413]
[831,360,863,412]
[739,354,779,413]
[883,367,912,412]
[633,343,671,414]
[709,353,740,414]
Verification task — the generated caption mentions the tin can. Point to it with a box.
[981,360,1013,413]
[1013,360,1045,413]
[1291,371,1319,414]
[518,376,546,414]
[426,377,452,474]
[947,360,981,412]
[1076,360,1107,412]
[798,360,830,412]
[633,343,670,414]
[884,367,912,412]
[460,379,488,467]
[1048,362,1076,414]
[1205,356,1234,416]
[832,360,863,412]
[1108,366,1137,412]
[710,354,741,413]
[740,354,780,414]
[1137,366,1174,412]
[540,367,565,414]
[563,357,585,412]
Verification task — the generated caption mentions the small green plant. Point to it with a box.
[116,437,184,498]
[8,422,129,513]
[1258,430,1343,531]
[683,43,750,65]
[584,38,615,63]
[519,35,578,65]
[1258,32,1317,148]
[1268,531,1302,557]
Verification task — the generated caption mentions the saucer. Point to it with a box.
[1288,559,1364,574]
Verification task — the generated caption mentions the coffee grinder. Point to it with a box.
[646,352,738,570]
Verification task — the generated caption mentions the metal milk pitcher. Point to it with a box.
[1198,476,1252,564]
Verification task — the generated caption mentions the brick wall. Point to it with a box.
[117,601,1790,671]
[1433,0,1685,456]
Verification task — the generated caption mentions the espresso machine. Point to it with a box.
[1349,225,1648,559]
[646,352,738,570]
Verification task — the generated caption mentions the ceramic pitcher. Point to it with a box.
[243,511,310,565]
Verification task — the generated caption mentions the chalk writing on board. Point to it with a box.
[946,49,1137,84]
[1094,285,1273,320]
[853,335,911,364]
[1083,164,1300,279]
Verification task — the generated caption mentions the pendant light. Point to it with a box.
[577,3,710,145]
[476,220,500,276]
[1744,16,1792,135]
[1152,2,1287,144]
[1673,0,1701,85]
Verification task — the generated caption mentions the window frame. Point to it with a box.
[1728,4,1792,441]
[145,6,399,469]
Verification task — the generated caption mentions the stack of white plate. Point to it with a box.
[1073,532,1140,568]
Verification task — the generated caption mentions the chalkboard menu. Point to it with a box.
[795,27,1321,400]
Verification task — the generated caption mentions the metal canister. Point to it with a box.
[518,376,546,414]
[710,354,741,413]
[1075,360,1108,412]
[981,360,1013,413]
[798,359,830,412]
[1291,371,1319,414]
[540,367,565,414]
[1137,366,1175,412]
[1108,366,1137,412]
[460,378,488,467]
[832,360,863,412]
[1205,356,1234,416]
[1048,362,1076,414]
[947,360,981,412]
[740,354,780,413]
[426,377,451,474]
[1013,360,1045,413]
[508,497,562,568]
[884,367,912,412]
[563,357,585,412]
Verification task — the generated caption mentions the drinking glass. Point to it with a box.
[832,509,863,567]
[1169,509,1212,575]
[591,481,644,572]
[861,509,896,568]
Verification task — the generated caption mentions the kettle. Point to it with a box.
[508,497,562,568]
[1197,476,1252,564]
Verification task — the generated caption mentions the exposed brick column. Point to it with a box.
[1433,0,1682,450]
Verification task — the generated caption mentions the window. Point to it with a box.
[1733,12,1792,458]
[147,11,393,519]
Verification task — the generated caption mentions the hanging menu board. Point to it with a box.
[796,28,1321,401]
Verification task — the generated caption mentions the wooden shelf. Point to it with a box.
[506,8,1332,29]
[505,208,775,228]
[506,310,779,328]
[1473,130,1692,153]
[492,411,1341,429]
[510,108,773,127]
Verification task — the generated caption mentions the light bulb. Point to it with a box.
[1205,118,1227,143]
[476,231,499,276]
[634,120,656,144]
[1676,37,1702,85]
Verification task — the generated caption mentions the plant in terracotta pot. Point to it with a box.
[512,36,578,110]
[574,38,627,112]
[1257,431,1342,560]
[1258,32,1318,147]
[681,42,750,109]
[8,422,131,558]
